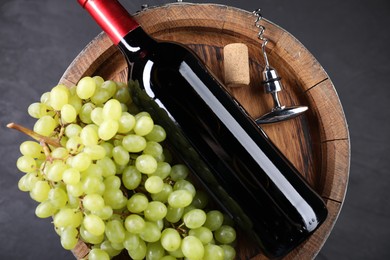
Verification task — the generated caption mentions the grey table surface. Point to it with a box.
[1,0,389,259]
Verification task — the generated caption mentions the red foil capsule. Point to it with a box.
[78,0,139,45]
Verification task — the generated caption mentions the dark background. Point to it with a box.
[1,0,389,259]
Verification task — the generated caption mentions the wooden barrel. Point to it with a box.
[61,3,350,259]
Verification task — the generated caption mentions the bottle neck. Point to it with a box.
[78,0,140,45]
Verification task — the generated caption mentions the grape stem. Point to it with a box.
[7,122,62,148]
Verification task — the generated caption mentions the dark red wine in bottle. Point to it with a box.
[78,0,328,258]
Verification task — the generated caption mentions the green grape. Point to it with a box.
[100,240,122,258]
[103,188,126,209]
[183,209,207,229]
[40,91,51,105]
[51,147,69,159]
[161,228,181,252]
[122,134,147,153]
[128,239,147,260]
[181,235,204,260]
[120,102,128,112]
[92,205,113,220]
[98,119,119,141]
[144,201,167,221]
[66,182,84,197]
[170,164,189,181]
[151,183,172,203]
[122,165,142,190]
[80,224,104,244]
[127,193,149,213]
[91,88,111,105]
[76,76,96,99]
[79,103,95,125]
[20,141,43,159]
[146,241,165,260]
[64,123,82,138]
[16,155,37,173]
[91,107,104,126]
[91,81,116,105]
[82,176,104,195]
[168,190,193,208]
[214,225,237,244]
[101,80,117,97]
[60,227,78,250]
[165,206,184,224]
[191,190,209,209]
[135,111,151,120]
[33,115,58,137]
[154,219,164,231]
[174,179,196,197]
[160,256,176,260]
[47,160,68,182]
[96,157,116,177]
[134,115,154,136]
[145,124,166,142]
[123,231,140,251]
[18,174,30,192]
[28,102,49,119]
[53,208,82,228]
[105,219,126,244]
[103,175,121,190]
[143,141,163,159]
[118,112,136,134]
[100,142,114,158]
[183,205,196,215]
[169,247,184,258]
[68,93,82,114]
[220,244,236,260]
[88,248,110,260]
[83,194,105,212]
[67,194,80,209]
[152,161,171,179]
[110,242,125,251]
[189,226,213,245]
[92,75,104,88]
[139,221,161,243]
[66,136,84,155]
[204,210,224,231]
[144,175,164,194]
[125,214,146,234]
[35,200,57,218]
[61,104,77,123]
[48,187,68,209]
[135,154,157,174]
[80,125,99,146]
[102,98,122,121]
[71,152,92,172]
[83,214,105,236]
[84,145,106,160]
[203,244,225,260]
[30,180,51,202]
[83,163,103,179]
[112,145,130,166]
[50,84,69,110]
[114,86,131,104]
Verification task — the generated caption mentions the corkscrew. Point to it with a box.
[253,9,308,124]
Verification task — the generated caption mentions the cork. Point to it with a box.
[223,43,250,87]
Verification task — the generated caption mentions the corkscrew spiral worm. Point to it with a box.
[253,9,270,69]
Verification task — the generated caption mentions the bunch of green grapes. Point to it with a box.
[12,76,237,260]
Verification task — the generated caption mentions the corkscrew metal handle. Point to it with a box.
[253,9,308,124]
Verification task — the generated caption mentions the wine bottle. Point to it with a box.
[78,0,328,258]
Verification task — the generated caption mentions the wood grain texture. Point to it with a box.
[61,3,350,259]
